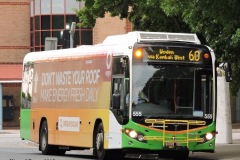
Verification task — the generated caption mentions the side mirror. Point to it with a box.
[112,93,121,109]
[224,63,232,82]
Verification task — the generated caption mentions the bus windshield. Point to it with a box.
[132,62,213,120]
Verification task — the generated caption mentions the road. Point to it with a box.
[0,130,239,160]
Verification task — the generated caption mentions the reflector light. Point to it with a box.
[125,129,130,134]
[204,53,209,59]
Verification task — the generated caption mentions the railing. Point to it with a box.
[144,119,206,147]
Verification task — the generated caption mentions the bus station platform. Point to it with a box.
[232,123,240,129]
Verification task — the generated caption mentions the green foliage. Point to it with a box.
[76,0,240,95]
[76,0,132,28]
[128,0,190,32]
[21,92,26,99]
[27,92,31,102]
[76,0,190,32]
[157,0,240,95]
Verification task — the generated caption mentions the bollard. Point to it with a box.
[216,76,232,144]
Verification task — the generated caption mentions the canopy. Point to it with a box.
[0,64,22,83]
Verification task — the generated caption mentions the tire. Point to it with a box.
[39,121,55,155]
[93,148,97,157]
[95,122,111,160]
[95,122,125,160]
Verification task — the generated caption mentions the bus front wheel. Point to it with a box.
[95,122,125,160]
[95,122,111,160]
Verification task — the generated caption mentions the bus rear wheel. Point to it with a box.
[40,121,55,155]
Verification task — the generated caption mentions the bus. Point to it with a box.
[20,31,231,160]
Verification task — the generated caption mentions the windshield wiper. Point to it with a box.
[173,115,197,119]
[140,112,173,121]
[139,113,202,122]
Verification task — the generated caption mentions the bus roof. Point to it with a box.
[23,45,111,64]
[103,31,201,45]
[23,31,201,64]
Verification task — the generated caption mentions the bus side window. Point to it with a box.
[21,64,34,109]
[112,78,122,109]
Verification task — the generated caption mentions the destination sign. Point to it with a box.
[143,46,205,63]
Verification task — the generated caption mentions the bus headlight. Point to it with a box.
[123,128,146,143]
[129,130,138,139]
[198,131,217,144]
[205,132,214,140]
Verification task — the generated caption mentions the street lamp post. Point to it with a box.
[69,22,76,48]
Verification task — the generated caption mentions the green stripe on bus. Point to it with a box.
[20,109,31,140]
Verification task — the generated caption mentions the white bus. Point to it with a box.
[21,31,231,160]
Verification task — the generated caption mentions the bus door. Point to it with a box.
[111,56,129,125]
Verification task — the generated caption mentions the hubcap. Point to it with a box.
[41,133,47,150]
[96,132,103,151]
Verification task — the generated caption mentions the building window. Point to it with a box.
[66,1,81,14]
[41,31,51,45]
[52,0,64,14]
[66,15,79,29]
[52,15,64,29]
[81,30,93,45]
[35,31,40,46]
[41,16,50,30]
[30,33,34,47]
[41,0,51,15]
[30,17,34,31]
[52,31,62,46]
[35,0,40,15]
[31,0,93,51]
[74,31,80,46]
[34,16,40,30]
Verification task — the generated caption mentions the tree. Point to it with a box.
[75,0,190,32]
[76,0,240,95]
[160,0,240,95]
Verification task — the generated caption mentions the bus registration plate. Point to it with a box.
[166,142,180,148]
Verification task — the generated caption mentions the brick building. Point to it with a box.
[93,12,132,44]
[0,0,30,128]
[0,0,132,128]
